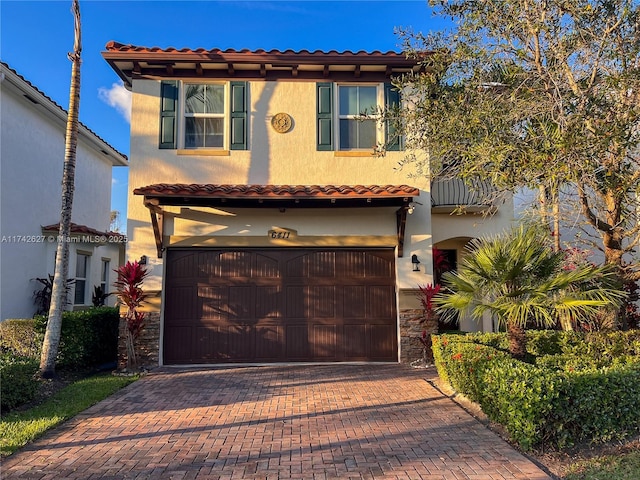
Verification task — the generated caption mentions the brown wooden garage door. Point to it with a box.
[163,248,397,364]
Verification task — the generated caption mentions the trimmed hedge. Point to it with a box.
[0,308,120,412]
[33,307,120,369]
[0,319,42,357]
[431,331,640,450]
[0,355,39,411]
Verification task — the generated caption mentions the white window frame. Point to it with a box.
[336,83,384,151]
[180,82,228,150]
[100,258,110,295]
[74,252,90,305]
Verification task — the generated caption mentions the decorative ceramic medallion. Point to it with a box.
[271,112,293,133]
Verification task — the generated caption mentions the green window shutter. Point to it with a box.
[316,82,333,151]
[230,81,248,150]
[159,80,178,149]
[384,83,403,151]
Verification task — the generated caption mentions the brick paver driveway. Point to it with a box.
[2,365,551,479]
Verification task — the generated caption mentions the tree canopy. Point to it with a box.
[392,0,640,284]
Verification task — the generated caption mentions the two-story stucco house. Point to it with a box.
[0,62,128,321]
[102,42,513,366]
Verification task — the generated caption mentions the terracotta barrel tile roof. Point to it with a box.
[42,222,125,240]
[133,184,420,199]
[103,41,413,60]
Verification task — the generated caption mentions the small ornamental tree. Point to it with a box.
[416,283,441,363]
[435,223,626,360]
[114,260,149,369]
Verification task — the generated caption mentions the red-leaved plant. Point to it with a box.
[114,260,149,369]
[416,283,441,363]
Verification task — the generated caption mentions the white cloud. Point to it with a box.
[98,82,131,123]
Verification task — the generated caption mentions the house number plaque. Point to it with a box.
[268,228,297,239]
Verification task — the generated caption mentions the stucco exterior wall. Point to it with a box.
[127,79,438,292]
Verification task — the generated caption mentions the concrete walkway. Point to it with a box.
[2,365,552,479]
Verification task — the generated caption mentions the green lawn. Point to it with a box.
[0,373,137,456]
[563,451,640,480]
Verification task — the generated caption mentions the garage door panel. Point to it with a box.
[369,324,396,360]
[255,253,281,278]
[366,253,395,277]
[308,251,336,277]
[227,286,253,319]
[199,286,224,320]
[338,251,366,277]
[344,324,367,358]
[220,251,252,277]
[193,326,220,362]
[163,326,193,364]
[255,286,281,318]
[165,286,198,321]
[344,286,366,318]
[169,252,200,279]
[368,286,395,319]
[256,325,284,359]
[219,324,254,360]
[164,248,397,364]
[313,325,337,359]
[286,285,306,318]
[310,286,335,318]
[286,325,311,359]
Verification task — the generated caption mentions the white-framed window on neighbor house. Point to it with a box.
[316,82,402,152]
[74,252,90,305]
[159,80,248,150]
[100,259,110,295]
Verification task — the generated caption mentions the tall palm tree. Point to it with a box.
[40,0,82,379]
[436,223,626,360]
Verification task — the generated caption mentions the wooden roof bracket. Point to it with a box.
[396,205,409,258]
[144,198,164,259]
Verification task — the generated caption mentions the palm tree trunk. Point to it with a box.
[39,0,82,379]
[507,321,527,360]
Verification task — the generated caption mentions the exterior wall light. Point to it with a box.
[411,254,421,271]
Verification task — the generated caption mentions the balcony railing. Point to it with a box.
[431,178,495,213]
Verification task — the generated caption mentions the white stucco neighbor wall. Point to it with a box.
[0,64,127,320]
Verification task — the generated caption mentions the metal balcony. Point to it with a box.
[430,178,495,214]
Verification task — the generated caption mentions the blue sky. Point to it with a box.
[1,0,446,231]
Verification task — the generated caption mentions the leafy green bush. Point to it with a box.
[548,363,640,448]
[0,319,42,357]
[34,307,119,369]
[480,358,563,450]
[432,331,640,450]
[0,354,39,412]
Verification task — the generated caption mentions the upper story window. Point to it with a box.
[317,82,402,152]
[159,81,247,151]
[338,85,378,150]
[184,84,225,148]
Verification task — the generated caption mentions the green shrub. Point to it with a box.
[0,320,42,357]
[548,362,640,448]
[480,358,563,450]
[0,354,39,411]
[34,307,119,369]
[431,331,640,450]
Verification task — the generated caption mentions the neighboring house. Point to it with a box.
[102,42,514,366]
[0,62,128,321]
